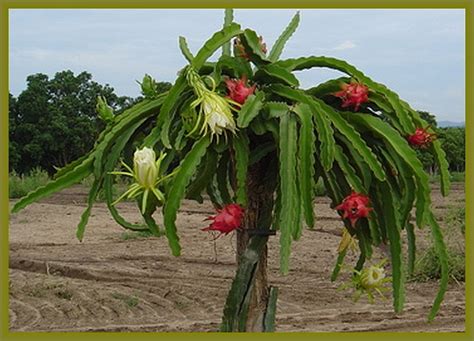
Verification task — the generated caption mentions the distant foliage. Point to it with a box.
[9,70,171,174]
[413,111,464,174]
[417,111,437,128]
[438,127,465,172]
[9,168,50,198]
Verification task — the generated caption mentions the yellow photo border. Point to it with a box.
[0,1,472,340]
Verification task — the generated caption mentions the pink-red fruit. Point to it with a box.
[335,192,372,227]
[225,76,256,105]
[407,127,436,148]
[202,204,244,236]
[334,81,369,111]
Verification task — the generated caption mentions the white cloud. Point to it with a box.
[333,40,357,51]
[312,40,357,53]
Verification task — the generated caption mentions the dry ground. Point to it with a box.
[9,184,465,332]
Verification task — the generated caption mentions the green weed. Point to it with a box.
[411,247,464,283]
[9,168,50,198]
[429,171,464,183]
[410,205,465,283]
[120,230,154,240]
[111,292,139,308]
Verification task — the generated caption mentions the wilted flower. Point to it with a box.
[337,227,358,253]
[260,38,268,54]
[407,127,436,148]
[334,81,369,111]
[233,36,267,60]
[202,204,244,237]
[96,96,114,123]
[225,76,256,105]
[335,192,372,227]
[185,67,238,140]
[110,147,175,213]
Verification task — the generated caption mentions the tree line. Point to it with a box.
[9,70,170,174]
[8,71,464,175]
[416,111,465,173]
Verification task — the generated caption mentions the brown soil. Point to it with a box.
[9,184,465,332]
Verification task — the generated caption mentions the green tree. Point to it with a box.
[8,93,20,172]
[438,127,465,172]
[418,110,437,128]
[416,148,435,173]
[414,111,437,173]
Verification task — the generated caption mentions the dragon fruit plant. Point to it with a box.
[12,10,451,332]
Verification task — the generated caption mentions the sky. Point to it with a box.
[9,9,465,122]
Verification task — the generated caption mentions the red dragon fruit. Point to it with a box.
[407,127,436,148]
[334,81,369,111]
[202,204,244,236]
[225,76,256,105]
[335,192,372,227]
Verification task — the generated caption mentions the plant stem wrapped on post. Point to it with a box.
[11,9,452,331]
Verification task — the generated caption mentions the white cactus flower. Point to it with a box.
[361,265,386,289]
[201,94,237,137]
[185,66,238,140]
[338,259,391,304]
[110,147,175,214]
[133,147,158,189]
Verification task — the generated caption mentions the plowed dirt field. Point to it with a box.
[9,184,465,332]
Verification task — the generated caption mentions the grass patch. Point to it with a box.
[54,288,74,300]
[81,174,131,202]
[411,247,465,283]
[410,205,465,283]
[111,292,139,308]
[28,281,74,300]
[120,230,154,240]
[9,168,50,198]
[174,300,190,310]
[27,285,46,298]
[446,206,465,235]
[429,171,464,183]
